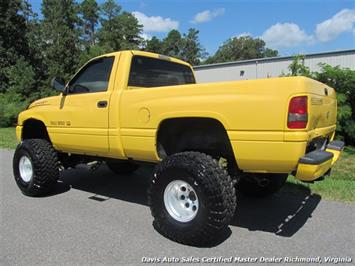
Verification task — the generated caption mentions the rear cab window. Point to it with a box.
[128,55,195,88]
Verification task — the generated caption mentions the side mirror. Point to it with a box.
[51,77,65,93]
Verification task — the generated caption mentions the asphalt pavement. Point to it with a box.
[0,149,354,265]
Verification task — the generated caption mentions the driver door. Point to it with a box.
[51,57,114,155]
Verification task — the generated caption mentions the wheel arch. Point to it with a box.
[156,117,236,164]
[21,119,51,143]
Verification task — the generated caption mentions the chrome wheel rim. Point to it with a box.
[19,155,33,183]
[163,180,199,223]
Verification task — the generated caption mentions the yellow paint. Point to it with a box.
[16,126,22,140]
[230,140,307,173]
[295,146,342,181]
[16,50,342,174]
[295,159,333,181]
[326,148,341,166]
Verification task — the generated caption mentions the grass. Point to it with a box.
[284,176,355,203]
[1,127,354,202]
[281,146,355,203]
[0,127,18,149]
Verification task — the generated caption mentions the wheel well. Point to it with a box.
[157,118,235,161]
[22,119,51,142]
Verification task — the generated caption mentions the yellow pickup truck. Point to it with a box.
[13,50,344,245]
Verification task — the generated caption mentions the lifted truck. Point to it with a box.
[13,50,344,245]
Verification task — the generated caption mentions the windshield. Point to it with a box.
[128,55,195,88]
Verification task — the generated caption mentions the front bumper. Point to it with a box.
[16,126,22,141]
[295,140,344,181]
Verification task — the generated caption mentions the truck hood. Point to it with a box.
[28,96,58,109]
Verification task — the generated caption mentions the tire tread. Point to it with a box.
[148,151,236,246]
[13,139,59,196]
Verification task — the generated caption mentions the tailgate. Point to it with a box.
[293,78,342,181]
[305,79,337,130]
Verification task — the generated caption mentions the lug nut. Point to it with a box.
[188,191,196,201]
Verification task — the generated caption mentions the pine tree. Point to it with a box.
[79,0,99,47]
[180,28,206,65]
[41,0,81,81]
[161,30,183,58]
[98,0,142,51]
[117,12,143,50]
[144,37,163,53]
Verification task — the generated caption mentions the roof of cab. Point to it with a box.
[91,50,191,67]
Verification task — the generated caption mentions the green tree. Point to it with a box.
[204,36,278,64]
[0,0,31,93]
[0,0,43,126]
[144,36,163,53]
[41,0,81,81]
[117,12,143,49]
[288,55,311,76]
[5,57,36,98]
[98,0,142,51]
[143,29,206,64]
[315,64,355,144]
[0,90,29,127]
[264,48,279,58]
[23,6,52,98]
[78,44,108,66]
[161,30,183,58]
[79,0,99,47]
[180,28,207,65]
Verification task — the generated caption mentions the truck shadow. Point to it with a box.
[54,164,321,243]
[231,186,321,237]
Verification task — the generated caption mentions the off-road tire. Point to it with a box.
[148,152,236,246]
[238,174,288,197]
[13,139,59,196]
[106,160,139,175]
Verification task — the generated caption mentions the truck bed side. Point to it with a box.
[118,76,337,174]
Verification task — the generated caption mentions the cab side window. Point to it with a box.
[68,57,114,94]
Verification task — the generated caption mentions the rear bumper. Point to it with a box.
[295,140,344,181]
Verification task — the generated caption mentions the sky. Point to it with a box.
[28,0,355,57]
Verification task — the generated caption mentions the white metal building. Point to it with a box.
[194,49,355,83]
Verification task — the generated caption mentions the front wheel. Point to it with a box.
[13,139,59,196]
[148,152,236,246]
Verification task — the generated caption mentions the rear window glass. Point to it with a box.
[128,56,195,88]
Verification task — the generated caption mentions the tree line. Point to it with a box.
[0,0,278,94]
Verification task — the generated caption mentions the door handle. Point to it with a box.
[97,100,108,108]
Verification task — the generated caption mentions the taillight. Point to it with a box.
[288,96,308,129]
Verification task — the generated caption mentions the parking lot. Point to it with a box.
[1,149,354,265]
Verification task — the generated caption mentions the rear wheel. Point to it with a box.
[148,152,236,246]
[13,139,59,196]
[106,160,139,175]
[238,174,288,197]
